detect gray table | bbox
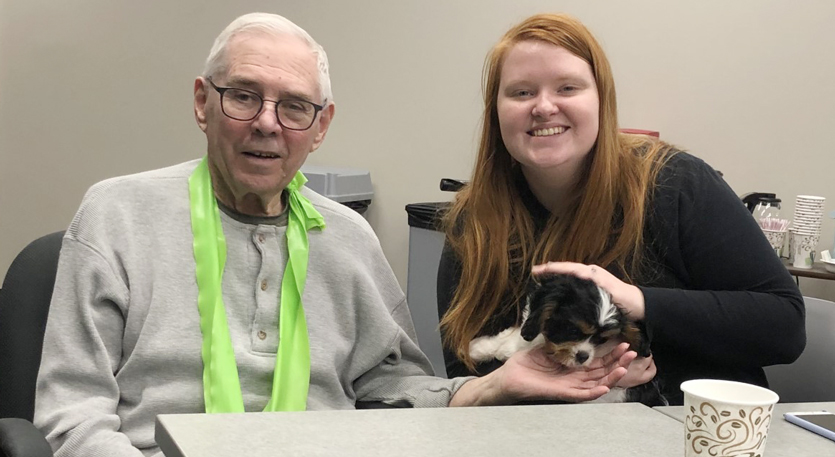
[654,402,835,456]
[156,403,683,457]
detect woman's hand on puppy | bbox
[531,261,646,321]
[449,342,636,406]
[616,355,657,388]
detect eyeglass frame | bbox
[206,78,326,131]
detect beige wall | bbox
[2,0,834,300]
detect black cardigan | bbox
[436,152,805,405]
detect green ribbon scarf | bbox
[188,157,325,412]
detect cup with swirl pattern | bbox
[681,379,779,457]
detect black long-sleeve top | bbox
[437,152,805,405]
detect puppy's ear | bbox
[622,321,652,357]
[521,299,557,342]
[520,304,543,341]
[524,277,541,297]
[524,273,552,300]
[520,274,563,341]
[521,280,542,341]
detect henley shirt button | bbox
[258,330,267,340]
[258,234,265,243]
[260,280,268,291]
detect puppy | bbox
[469,273,666,406]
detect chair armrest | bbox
[0,418,53,457]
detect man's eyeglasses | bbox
[207,78,325,131]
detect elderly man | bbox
[33,12,637,456]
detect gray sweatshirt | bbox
[34,160,469,456]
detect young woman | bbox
[437,13,805,405]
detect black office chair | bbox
[0,231,63,457]
[765,296,835,402]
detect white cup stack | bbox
[790,195,825,269]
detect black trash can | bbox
[405,202,450,378]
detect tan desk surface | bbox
[156,403,683,457]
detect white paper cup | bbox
[796,195,825,201]
[792,219,822,227]
[682,379,778,457]
[761,229,786,256]
[793,213,822,220]
[794,211,823,218]
[791,228,822,236]
[794,209,824,215]
[791,227,822,236]
[791,232,819,269]
[795,202,825,207]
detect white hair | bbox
[202,12,333,103]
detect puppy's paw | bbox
[468,336,496,362]
[468,327,525,362]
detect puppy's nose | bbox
[575,351,589,364]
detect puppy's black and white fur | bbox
[469,273,666,406]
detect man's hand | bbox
[449,342,636,406]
